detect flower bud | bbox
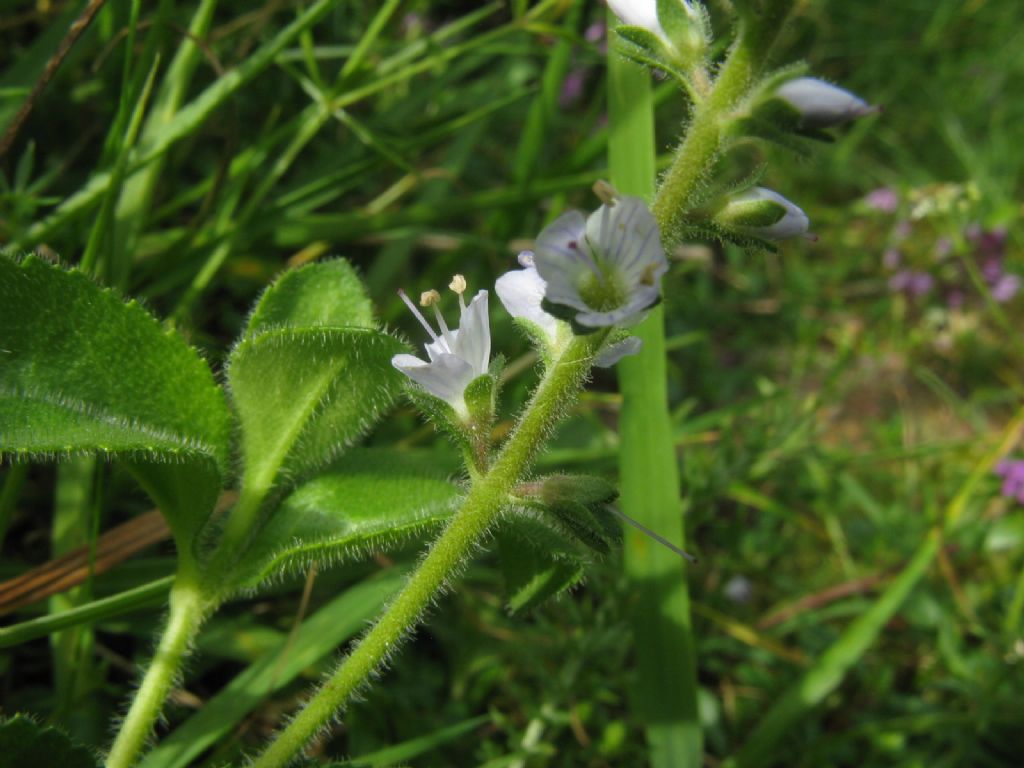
[774,77,875,129]
[607,0,666,41]
[715,187,810,240]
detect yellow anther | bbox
[592,179,619,206]
[640,263,659,287]
[449,274,467,295]
[419,289,441,307]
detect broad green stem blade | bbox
[608,33,702,768]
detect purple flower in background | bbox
[934,237,953,259]
[996,459,1024,504]
[946,288,965,309]
[864,186,899,213]
[991,274,1021,303]
[585,21,606,43]
[889,270,933,297]
[560,68,587,107]
[883,248,902,270]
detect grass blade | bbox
[607,27,702,768]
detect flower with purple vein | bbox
[532,195,668,328]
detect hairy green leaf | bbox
[230,449,460,590]
[228,260,406,499]
[0,256,231,555]
[0,715,97,768]
[245,258,375,336]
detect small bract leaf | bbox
[0,715,98,768]
[229,448,461,590]
[0,256,231,558]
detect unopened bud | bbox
[775,77,876,129]
[716,187,811,241]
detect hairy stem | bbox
[105,578,206,768]
[251,334,602,768]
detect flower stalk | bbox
[105,578,207,768]
[251,332,604,768]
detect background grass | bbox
[2,0,1023,765]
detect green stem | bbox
[652,42,754,235]
[105,579,206,768]
[251,334,602,768]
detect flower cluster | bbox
[867,185,1019,307]
[393,194,666,418]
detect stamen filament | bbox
[398,289,439,343]
[431,305,456,350]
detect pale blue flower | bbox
[532,196,668,328]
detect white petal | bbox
[495,267,559,342]
[607,0,666,41]
[776,77,874,129]
[585,196,667,286]
[594,336,643,367]
[392,352,475,411]
[452,289,490,378]
[533,210,595,312]
[731,187,809,240]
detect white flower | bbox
[496,251,642,366]
[775,77,875,129]
[606,0,666,42]
[607,0,706,54]
[720,186,811,240]
[495,251,560,345]
[532,196,668,328]
[391,276,490,418]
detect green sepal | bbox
[612,27,691,90]
[536,499,612,555]
[404,385,475,460]
[515,474,623,555]
[539,474,618,508]
[496,509,594,613]
[0,715,98,768]
[656,0,710,60]
[497,531,586,614]
[464,373,496,429]
[716,196,788,229]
